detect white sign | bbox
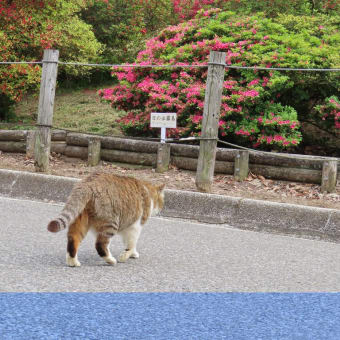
[150,112,177,129]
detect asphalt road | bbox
[2,195,340,292]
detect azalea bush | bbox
[314,96,340,131]
[100,9,340,150]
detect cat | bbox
[47,172,165,267]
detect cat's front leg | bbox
[118,221,142,263]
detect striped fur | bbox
[47,185,92,233]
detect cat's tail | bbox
[47,186,91,233]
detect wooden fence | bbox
[1,50,338,193]
[0,129,338,192]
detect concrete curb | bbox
[1,169,339,242]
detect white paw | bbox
[130,251,139,259]
[104,256,117,266]
[118,251,130,263]
[66,253,81,267]
[119,250,139,262]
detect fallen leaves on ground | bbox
[0,152,339,210]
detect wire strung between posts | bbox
[165,136,217,142]
[57,61,340,72]
[0,61,42,65]
[1,59,340,72]
[173,137,301,159]
[167,136,337,160]
[217,139,338,160]
[216,139,294,158]
[224,65,340,72]
[50,124,163,142]
[58,61,208,68]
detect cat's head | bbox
[152,183,165,216]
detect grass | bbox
[0,84,124,137]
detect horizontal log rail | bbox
[0,129,338,189]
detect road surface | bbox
[1,195,340,292]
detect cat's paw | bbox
[118,251,130,263]
[130,251,139,259]
[104,256,117,266]
[66,254,81,267]
[119,250,139,262]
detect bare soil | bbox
[0,151,339,210]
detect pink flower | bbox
[278,120,290,125]
[241,90,259,98]
[126,71,136,82]
[192,115,203,124]
[103,88,113,96]
[238,40,248,46]
[274,135,284,142]
[249,79,259,86]
[235,129,250,136]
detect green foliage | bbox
[0,94,16,121]
[172,0,340,20]
[222,0,340,17]
[0,0,103,119]
[80,0,175,65]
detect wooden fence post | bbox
[88,137,101,166]
[34,49,59,172]
[321,159,337,193]
[234,150,249,181]
[156,143,171,173]
[195,51,226,192]
[26,130,36,158]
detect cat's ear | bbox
[157,183,165,192]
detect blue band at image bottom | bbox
[1,293,340,340]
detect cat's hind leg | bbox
[66,212,89,267]
[95,233,117,265]
[118,219,142,263]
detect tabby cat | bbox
[47,172,165,267]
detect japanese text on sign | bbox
[150,112,177,128]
